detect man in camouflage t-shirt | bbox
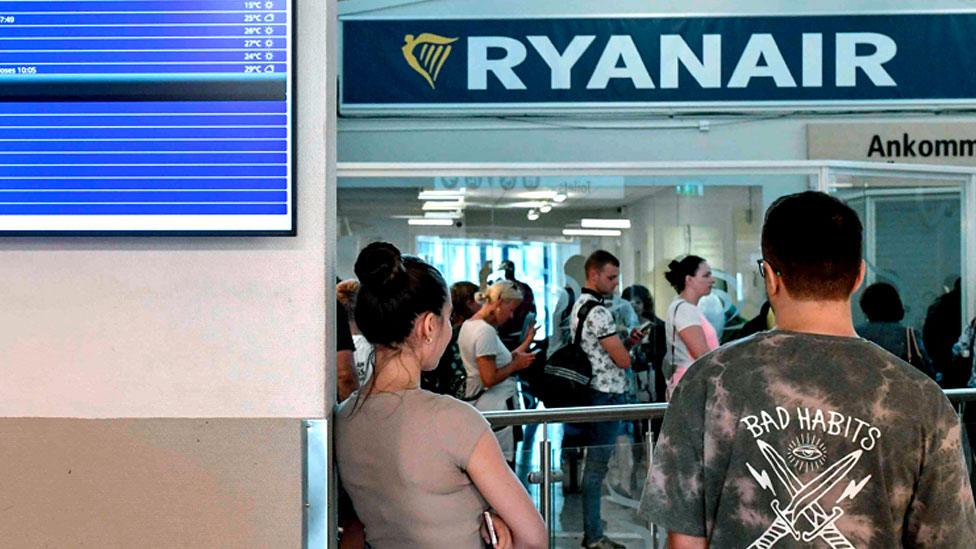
[641,192,976,548]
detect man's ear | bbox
[851,260,867,295]
[763,262,781,298]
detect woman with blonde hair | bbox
[458,280,538,462]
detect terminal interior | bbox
[338,172,962,333]
[336,169,967,546]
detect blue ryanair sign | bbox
[340,13,976,113]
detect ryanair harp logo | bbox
[402,33,458,89]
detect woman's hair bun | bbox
[667,260,680,270]
[354,242,404,288]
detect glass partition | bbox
[827,171,966,382]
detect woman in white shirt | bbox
[663,255,720,400]
[458,280,537,462]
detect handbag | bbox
[905,327,926,371]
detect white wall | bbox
[0,0,329,419]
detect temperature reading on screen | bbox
[0,0,294,234]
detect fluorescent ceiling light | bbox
[514,190,558,200]
[508,201,549,209]
[424,210,462,219]
[423,200,464,210]
[418,189,466,200]
[563,228,622,237]
[408,218,454,226]
[581,218,632,229]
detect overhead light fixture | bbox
[539,203,552,213]
[552,193,567,203]
[418,189,466,200]
[424,210,462,219]
[515,190,558,200]
[581,218,631,229]
[423,200,464,210]
[563,228,623,237]
[508,200,549,209]
[408,218,454,226]
[527,209,540,221]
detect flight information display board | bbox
[0,0,294,235]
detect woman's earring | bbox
[425,337,433,344]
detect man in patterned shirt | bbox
[571,250,634,549]
[641,191,976,548]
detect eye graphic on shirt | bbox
[787,434,827,473]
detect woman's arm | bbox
[476,353,533,388]
[678,326,711,360]
[467,431,546,549]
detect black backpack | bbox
[421,325,483,401]
[538,299,599,408]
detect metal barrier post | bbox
[646,426,658,549]
[539,421,553,544]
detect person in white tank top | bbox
[663,255,720,400]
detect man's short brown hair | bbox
[761,191,862,300]
[584,250,620,275]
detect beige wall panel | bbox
[0,418,302,548]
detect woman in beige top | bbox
[335,242,545,549]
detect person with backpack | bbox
[573,250,635,549]
[458,280,538,464]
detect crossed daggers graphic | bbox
[747,440,861,549]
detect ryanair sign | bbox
[340,13,976,114]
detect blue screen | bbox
[0,0,293,234]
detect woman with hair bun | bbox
[458,280,538,463]
[335,242,545,549]
[663,255,719,399]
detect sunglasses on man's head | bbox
[756,259,782,279]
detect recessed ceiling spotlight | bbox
[552,193,568,203]
[539,203,552,213]
[527,209,540,221]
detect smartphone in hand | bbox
[483,511,498,548]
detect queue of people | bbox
[331,192,976,548]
